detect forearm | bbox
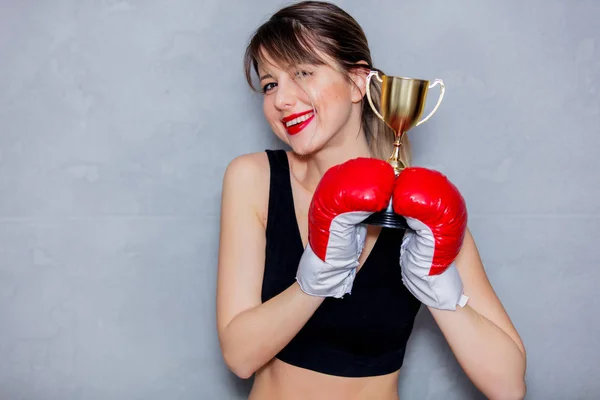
[429,305,527,400]
[220,281,324,379]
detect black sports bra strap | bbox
[266,149,291,186]
[265,149,296,236]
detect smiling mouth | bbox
[281,110,315,135]
[284,111,314,127]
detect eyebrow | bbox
[259,73,272,82]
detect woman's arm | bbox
[216,154,324,379]
[429,228,527,400]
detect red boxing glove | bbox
[296,158,395,298]
[393,167,469,310]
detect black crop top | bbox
[261,149,422,377]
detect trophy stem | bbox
[386,131,406,176]
[362,129,408,230]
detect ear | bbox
[348,61,371,103]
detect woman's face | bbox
[258,52,365,156]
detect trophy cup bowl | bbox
[362,70,446,229]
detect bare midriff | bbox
[248,358,400,400]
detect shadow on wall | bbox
[225,367,253,398]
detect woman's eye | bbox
[262,82,277,93]
[295,70,313,79]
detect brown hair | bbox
[243,0,411,164]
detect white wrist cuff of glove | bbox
[296,243,357,299]
[401,262,469,310]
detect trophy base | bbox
[363,209,408,230]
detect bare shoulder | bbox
[221,151,270,224]
[222,151,270,190]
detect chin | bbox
[290,146,316,157]
[271,121,333,156]
[287,135,328,157]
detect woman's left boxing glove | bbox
[393,167,469,310]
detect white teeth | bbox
[285,112,314,127]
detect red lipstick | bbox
[281,109,315,136]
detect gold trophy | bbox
[362,70,446,229]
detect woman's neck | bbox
[297,129,373,194]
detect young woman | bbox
[216,2,527,399]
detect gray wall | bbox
[1,0,598,399]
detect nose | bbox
[274,78,297,111]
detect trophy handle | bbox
[365,70,385,121]
[416,79,445,127]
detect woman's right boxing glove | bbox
[296,157,395,298]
